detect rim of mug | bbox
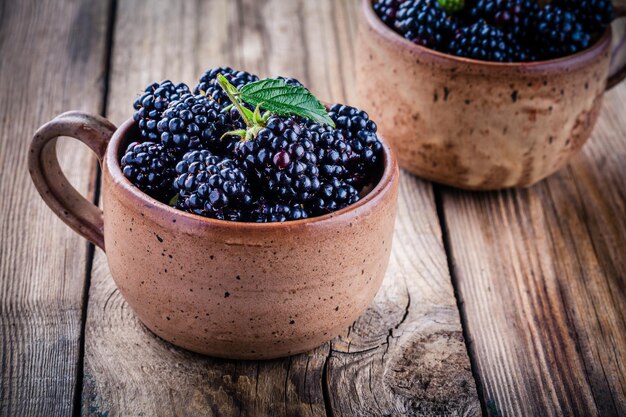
[363,0,612,70]
[104,117,398,230]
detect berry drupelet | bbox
[174,150,252,221]
[532,5,590,59]
[121,141,177,201]
[133,81,190,141]
[449,20,516,61]
[156,93,242,155]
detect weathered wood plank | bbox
[327,172,480,417]
[441,69,626,415]
[0,0,111,416]
[82,0,479,416]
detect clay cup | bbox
[356,0,626,189]
[29,111,399,359]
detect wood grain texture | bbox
[441,69,626,416]
[327,172,480,417]
[81,0,479,416]
[0,0,111,416]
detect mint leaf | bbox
[240,78,335,127]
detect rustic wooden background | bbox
[1,0,624,416]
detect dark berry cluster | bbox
[121,68,384,222]
[374,0,613,61]
[449,19,518,61]
[156,93,240,155]
[133,81,190,141]
[235,117,321,207]
[394,0,459,51]
[194,67,259,109]
[173,150,252,221]
[121,141,177,201]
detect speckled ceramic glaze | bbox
[356,0,626,190]
[29,111,399,359]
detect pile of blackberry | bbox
[121,67,384,222]
[374,0,614,61]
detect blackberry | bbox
[327,104,383,188]
[374,0,403,26]
[449,20,517,61]
[174,150,252,221]
[552,0,613,33]
[276,76,304,87]
[133,81,190,141]
[308,124,360,182]
[121,141,177,201]
[234,116,321,204]
[532,5,590,59]
[156,93,242,155]
[469,0,539,39]
[307,178,360,216]
[511,42,536,62]
[394,0,458,51]
[193,67,259,108]
[250,199,309,222]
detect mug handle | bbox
[607,4,626,89]
[29,111,116,251]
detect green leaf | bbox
[168,194,179,206]
[240,78,335,127]
[437,0,464,12]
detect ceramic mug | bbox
[356,0,626,190]
[29,111,399,359]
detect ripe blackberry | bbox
[276,76,304,87]
[449,20,516,61]
[174,150,252,221]
[532,5,590,59]
[250,199,309,222]
[327,104,383,188]
[469,0,539,39]
[307,178,360,216]
[156,93,242,155]
[374,0,403,26]
[234,116,321,204]
[133,81,190,141]
[511,42,535,62]
[121,141,177,201]
[308,124,359,182]
[552,0,613,33]
[394,0,458,51]
[193,67,259,108]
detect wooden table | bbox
[1,1,624,416]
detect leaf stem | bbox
[217,74,252,128]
